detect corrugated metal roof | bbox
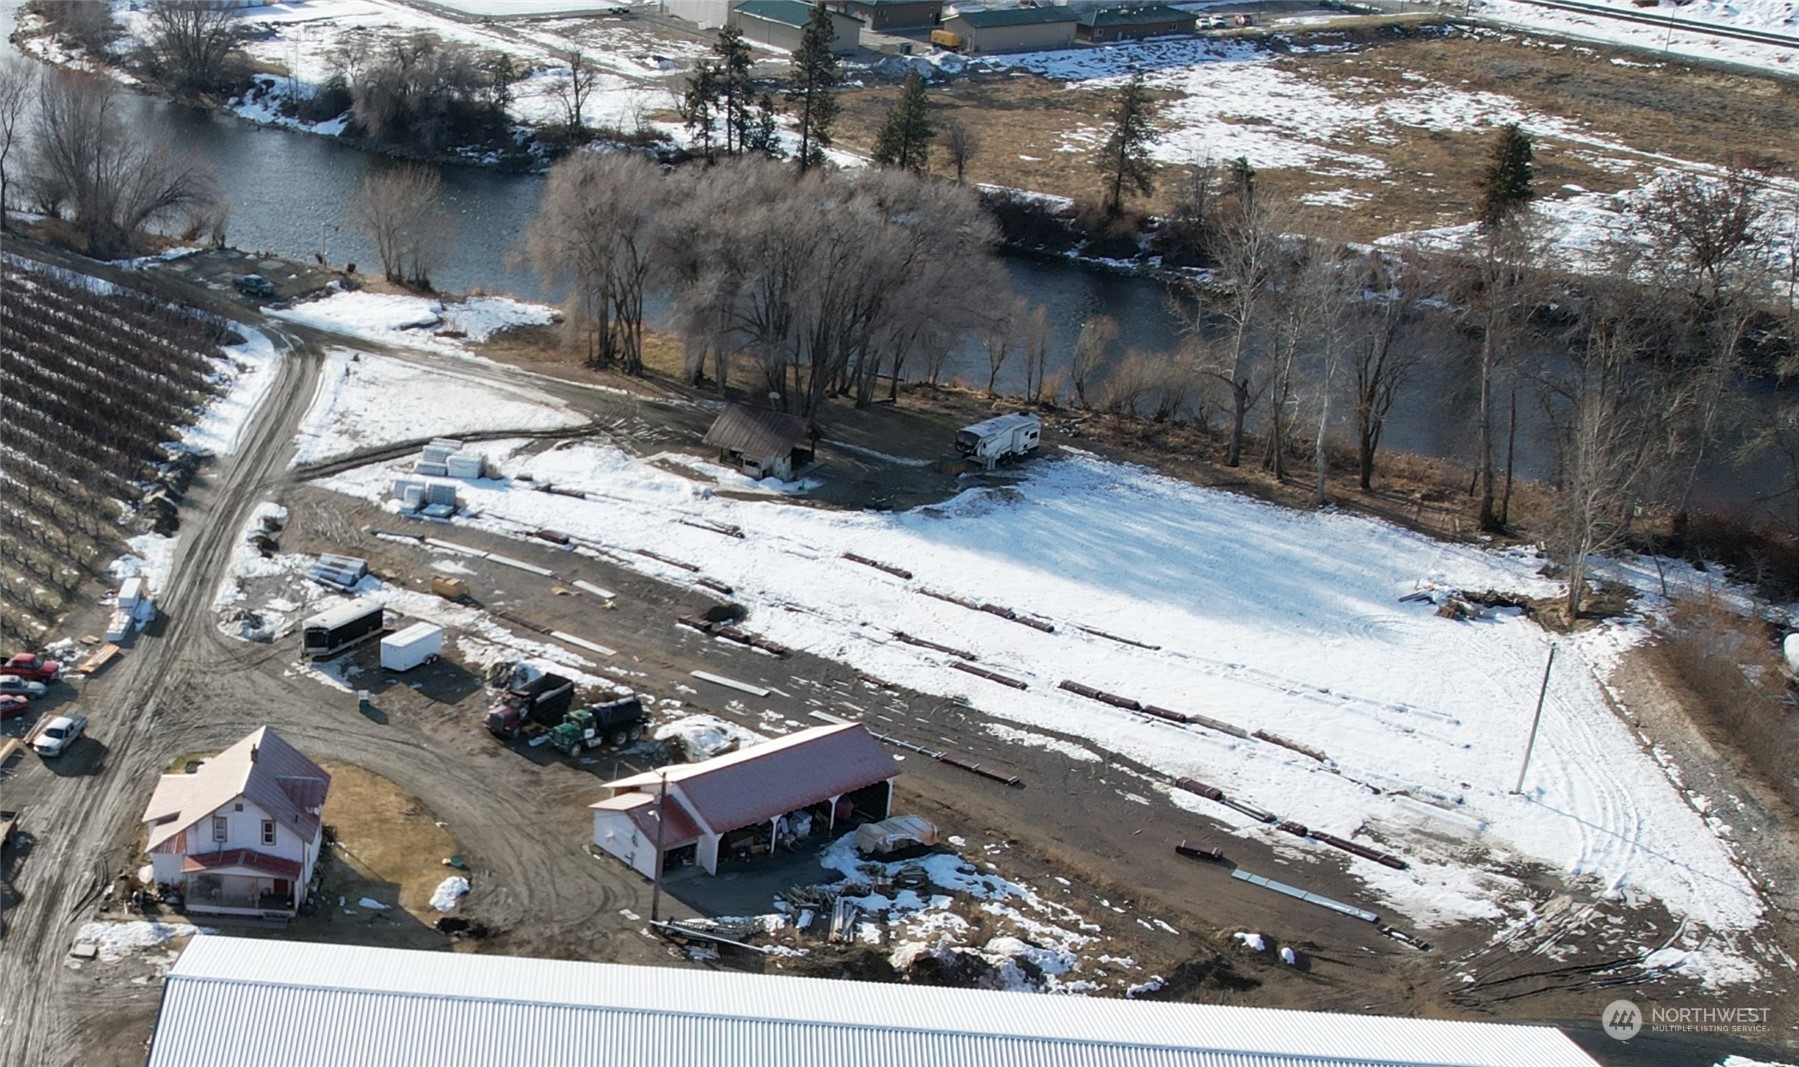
[701,403,811,463]
[142,727,330,853]
[590,791,702,847]
[1078,4,1195,27]
[151,936,1599,1067]
[950,5,1081,28]
[735,0,850,28]
[603,723,897,833]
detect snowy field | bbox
[306,429,1769,985]
[290,347,585,465]
[1475,0,1797,74]
[270,291,556,354]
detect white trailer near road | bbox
[380,622,444,672]
[955,413,1041,470]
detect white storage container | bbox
[117,576,144,612]
[380,622,444,672]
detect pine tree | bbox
[712,24,753,155]
[681,59,721,162]
[785,2,840,173]
[745,92,782,158]
[1476,123,1535,231]
[1096,72,1160,216]
[872,68,934,173]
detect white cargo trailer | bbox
[380,622,444,672]
[954,413,1041,469]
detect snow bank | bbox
[75,921,213,962]
[656,714,768,761]
[314,437,1766,980]
[182,324,284,457]
[290,348,584,465]
[431,877,470,912]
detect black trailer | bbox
[301,599,386,659]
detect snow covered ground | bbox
[289,346,585,465]
[307,430,1768,984]
[270,291,555,354]
[1474,0,1797,74]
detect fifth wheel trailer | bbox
[955,413,1041,469]
[301,600,386,660]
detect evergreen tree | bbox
[872,68,934,173]
[712,24,753,155]
[745,92,783,158]
[681,59,721,161]
[785,2,840,173]
[1476,123,1535,231]
[1096,72,1160,216]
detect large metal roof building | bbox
[147,935,1600,1067]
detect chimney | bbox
[251,744,259,764]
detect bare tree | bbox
[1349,249,1430,490]
[942,119,978,185]
[1548,275,1673,617]
[353,164,452,288]
[1100,350,1159,418]
[549,46,596,137]
[984,297,1023,396]
[141,0,249,96]
[1459,222,1541,530]
[529,152,661,374]
[1021,304,1052,404]
[28,71,217,258]
[1193,186,1280,467]
[33,0,116,53]
[1069,315,1118,409]
[0,56,36,227]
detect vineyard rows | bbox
[0,263,239,645]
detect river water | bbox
[4,0,1782,514]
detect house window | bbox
[261,820,276,846]
[212,815,227,842]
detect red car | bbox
[0,694,27,719]
[1,653,61,682]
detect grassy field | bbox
[834,25,1799,243]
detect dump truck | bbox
[483,672,577,740]
[546,696,646,755]
[954,413,1041,469]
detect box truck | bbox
[301,600,386,659]
[380,622,444,672]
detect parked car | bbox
[233,274,276,297]
[0,694,29,720]
[31,714,86,758]
[0,676,48,700]
[1205,13,1226,27]
[1,653,61,682]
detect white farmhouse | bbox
[140,727,330,918]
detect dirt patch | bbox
[315,760,462,925]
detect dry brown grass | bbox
[835,26,1799,242]
[1658,597,1799,804]
[319,760,459,922]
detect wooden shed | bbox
[701,404,816,482]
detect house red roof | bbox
[603,724,897,835]
[181,848,305,881]
[589,791,702,848]
[143,727,330,853]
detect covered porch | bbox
[181,849,304,917]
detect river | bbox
[3,0,1784,515]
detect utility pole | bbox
[1512,645,1556,794]
[649,770,669,923]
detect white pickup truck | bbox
[30,714,86,758]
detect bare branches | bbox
[140,0,250,97]
[0,56,35,227]
[353,164,453,288]
[529,152,661,373]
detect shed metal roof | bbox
[736,0,863,27]
[589,790,703,848]
[142,727,330,853]
[602,723,897,833]
[149,936,1600,1067]
[1077,4,1196,26]
[948,5,1081,27]
[701,403,812,463]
